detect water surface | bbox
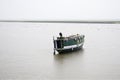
[0,22,120,80]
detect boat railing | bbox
[55,34,82,40]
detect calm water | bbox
[0,22,120,80]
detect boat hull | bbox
[57,44,83,53]
[53,34,85,54]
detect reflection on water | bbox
[0,22,120,80]
[53,49,85,79]
[54,49,84,63]
[54,49,84,67]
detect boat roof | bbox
[56,34,80,40]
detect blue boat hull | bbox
[57,44,83,53]
[53,34,85,54]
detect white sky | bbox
[0,0,120,21]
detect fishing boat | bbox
[53,33,85,54]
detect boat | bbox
[53,33,85,54]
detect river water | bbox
[0,22,120,80]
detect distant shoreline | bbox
[0,20,120,24]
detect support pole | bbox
[53,36,56,55]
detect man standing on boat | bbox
[59,32,64,48]
[59,32,63,38]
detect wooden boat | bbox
[53,33,85,54]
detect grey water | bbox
[0,22,120,80]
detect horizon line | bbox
[0,20,120,24]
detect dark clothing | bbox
[59,32,63,37]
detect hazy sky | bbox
[0,0,120,21]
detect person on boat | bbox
[59,32,64,48]
[59,32,63,38]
